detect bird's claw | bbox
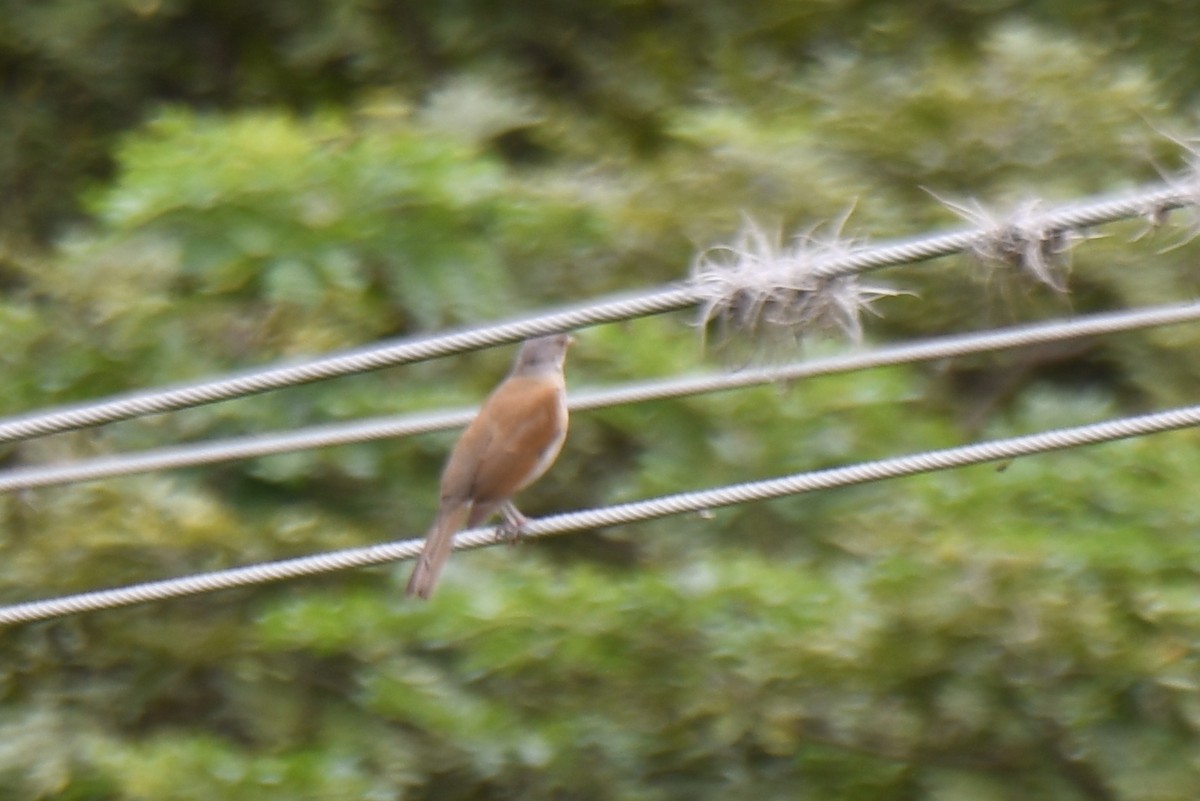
[498,503,529,545]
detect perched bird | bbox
[405,333,573,599]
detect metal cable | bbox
[0,182,1192,445]
[4,300,1199,494]
[3,400,1200,627]
[0,288,696,444]
[0,411,478,494]
[807,184,1190,280]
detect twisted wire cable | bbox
[0,182,1192,446]
[4,400,1200,627]
[807,183,1190,280]
[0,289,694,444]
[3,300,1199,494]
[0,411,478,494]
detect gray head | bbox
[512,333,574,376]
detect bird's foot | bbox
[497,502,529,545]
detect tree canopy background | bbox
[3,2,1200,799]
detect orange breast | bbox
[440,376,567,506]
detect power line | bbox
[790,183,1188,282]
[0,289,690,444]
[0,411,478,494]
[3,301,1199,494]
[4,400,1200,627]
[0,181,1192,446]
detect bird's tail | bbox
[405,502,472,599]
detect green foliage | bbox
[7,0,1200,242]
[4,2,1200,800]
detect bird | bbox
[405,333,574,599]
